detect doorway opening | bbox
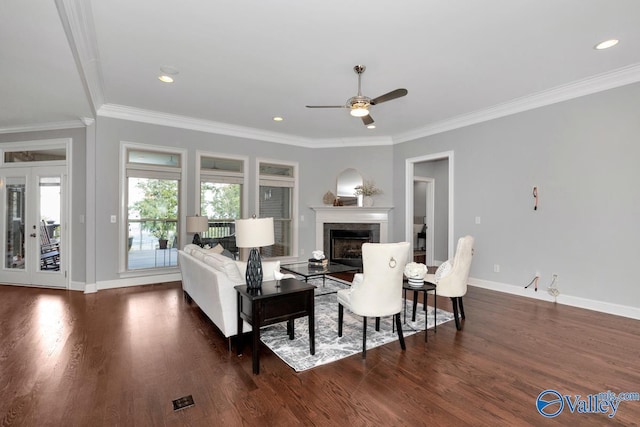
[405,151,454,265]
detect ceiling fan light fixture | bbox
[350,104,369,117]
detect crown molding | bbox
[311,136,394,148]
[0,120,86,135]
[98,104,394,148]
[96,63,640,148]
[55,0,105,113]
[393,63,640,144]
[98,104,317,147]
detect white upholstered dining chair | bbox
[425,235,474,330]
[337,241,410,358]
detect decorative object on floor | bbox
[235,217,275,289]
[260,277,454,372]
[425,235,474,330]
[404,261,428,287]
[186,214,209,246]
[337,242,410,358]
[322,191,336,205]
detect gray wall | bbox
[94,118,392,281]
[4,80,639,312]
[393,82,640,307]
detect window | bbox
[258,160,297,258]
[123,146,184,271]
[197,154,246,257]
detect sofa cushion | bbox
[183,244,201,255]
[191,249,206,261]
[202,253,244,283]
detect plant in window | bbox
[130,179,178,247]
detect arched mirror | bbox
[336,168,362,206]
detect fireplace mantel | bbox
[310,206,393,249]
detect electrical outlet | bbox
[535,270,540,278]
[493,264,500,273]
[300,248,305,255]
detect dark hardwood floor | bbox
[1,281,639,426]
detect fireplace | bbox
[330,230,372,267]
[312,206,392,269]
[323,223,380,268]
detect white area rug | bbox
[260,277,454,372]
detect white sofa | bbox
[178,244,292,340]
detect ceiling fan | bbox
[306,65,408,126]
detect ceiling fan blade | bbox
[370,88,408,105]
[361,115,374,126]
[305,105,347,108]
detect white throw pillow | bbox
[206,243,224,254]
[435,260,452,283]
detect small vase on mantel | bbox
[362,196,374,207]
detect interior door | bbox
[1,166,67,288]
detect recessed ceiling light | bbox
[158,66,179,83]
[367,124,376,129]
[273,116,284,122]
[594,39,619,50]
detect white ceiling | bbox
[2,0,640,144]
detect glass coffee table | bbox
[281,261,359,286]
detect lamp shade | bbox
[186,215,209,233]
[235,217,275,248]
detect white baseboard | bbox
[84,283,98,294]
[97,272,182,290]
[469,277,640,320]
[69,281,86,292]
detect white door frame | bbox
[0,139,71,289]
[405,151,454,262]
[414,176,435,266]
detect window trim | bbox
[195,151,249,218]
[119,142,187,275]
[256,157,298,262]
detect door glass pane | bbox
[39,177,61,272]
[4,148,66,163]
[5,178,26,269]
[127,177,179,270]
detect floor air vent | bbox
[172,395,195,411]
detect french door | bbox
[1,166,67,288]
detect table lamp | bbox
[186,215,209,246]
[235,217,275,289]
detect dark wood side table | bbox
[235,278,316,374]
[402,280,437,342]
